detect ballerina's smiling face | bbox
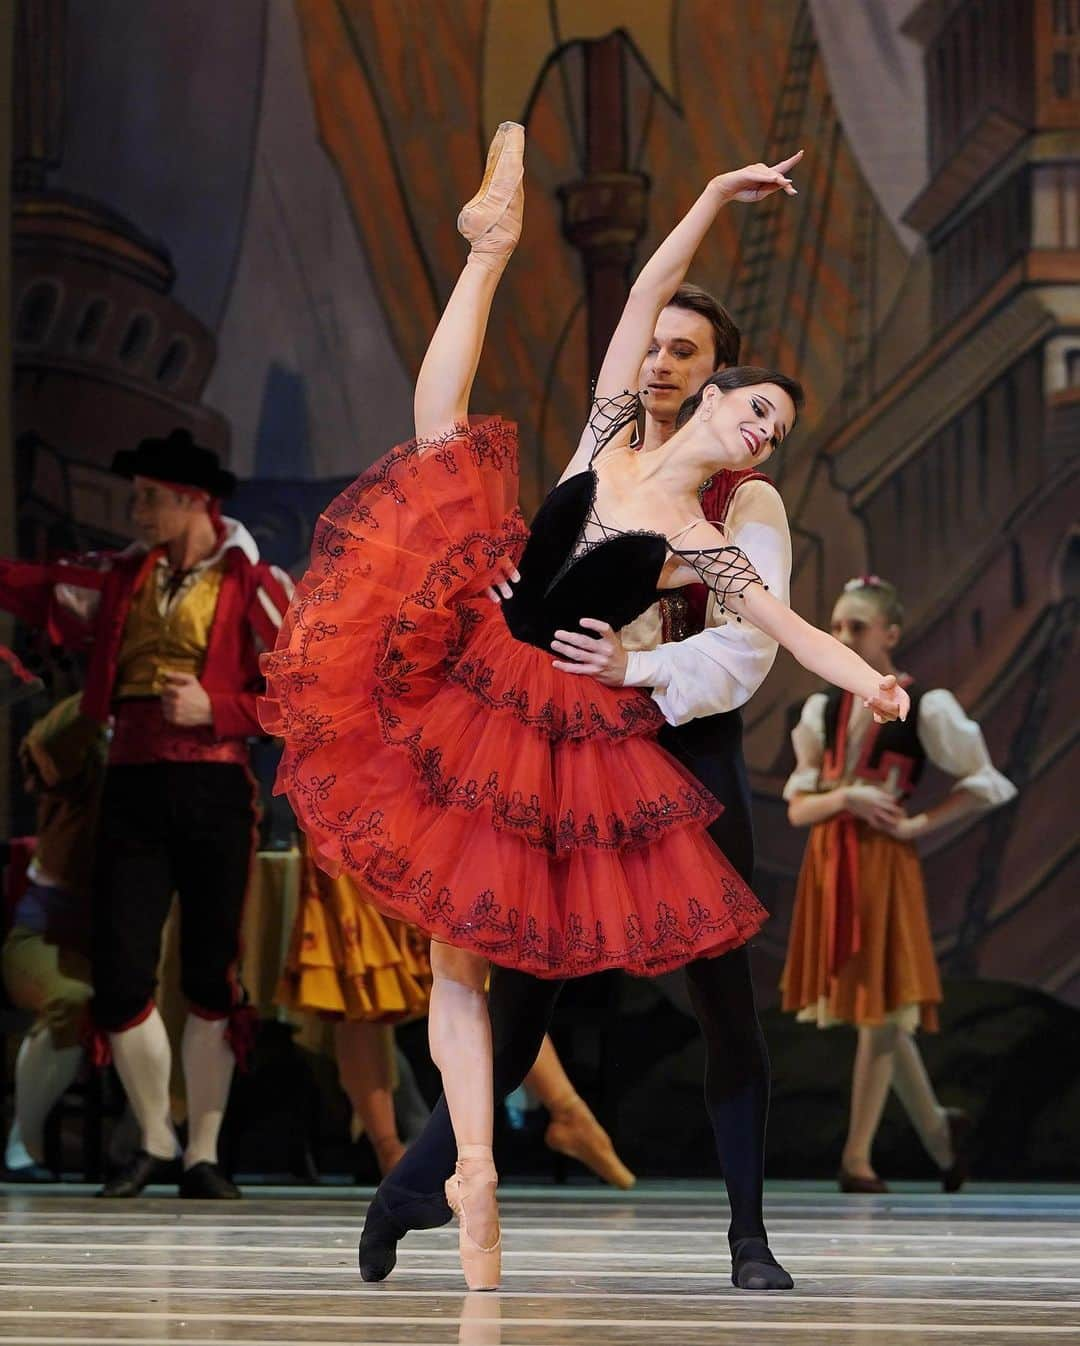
[696,381,797,471]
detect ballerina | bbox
[261,122,907,1289]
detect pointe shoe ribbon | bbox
[445,1144,501,1292]
[458,121,525,254]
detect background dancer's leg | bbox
[181,1014,234,1171]
[526,1034,635,1188]
[335,1020,405,1175]
[891,1029,955,1170]
[842,1023,898,1186]
[109,1008,178,1163]
[9,1031,83,1167]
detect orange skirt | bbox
[260,420,767,979]
[276,848,432,1023]
[780,821,942,1030]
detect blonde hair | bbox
[841,575,904,628]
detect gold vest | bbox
[114,561,225,699]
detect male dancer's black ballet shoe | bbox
[359,1192,405,1282]
[359,1185,456,1281]
[838,1167,890,1194]
[179,1161,241,1199]
[941,1107,972,1193]
[97,1149,179,1198]
[730,1236,795,1291]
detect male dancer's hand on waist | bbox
[551,619,628,686]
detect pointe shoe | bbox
[458,121,525,258]
[545,1098,636,1190]
[445,1145,501,1291]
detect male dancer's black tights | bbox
[363,710,773,1252]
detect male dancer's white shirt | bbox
[619,480,792,725]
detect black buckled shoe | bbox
[98,1150,179,1198]
[179,1162,241,1199]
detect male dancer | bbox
[359,286,795,1290]
[0,429,294,1197]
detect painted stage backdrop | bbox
[6,0,1080,1173]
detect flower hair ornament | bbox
[844,574,886,591]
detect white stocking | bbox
[9,1031,83,1165]
[181,1014,235,1170]
[109,1009,178,1161]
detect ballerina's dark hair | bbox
[675,366,805,429]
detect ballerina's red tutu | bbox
[259,413,768,979]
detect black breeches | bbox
[91,763,255,1031]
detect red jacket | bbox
[0,520,293,739]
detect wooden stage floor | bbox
[1,1183,1078,1344]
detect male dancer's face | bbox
[130,476,203,549]
[639,305,721,430]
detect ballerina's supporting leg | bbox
[428,940,501,1289]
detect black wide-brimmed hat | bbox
[111,429,236,499]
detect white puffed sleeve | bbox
[622,480,792,725]
[916,689,1017,808]
[782,691,828,800]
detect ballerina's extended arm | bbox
[669,525,909,723]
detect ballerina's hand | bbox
[713,151,803,203]
[483,560,521,604]
[864,674,909,725]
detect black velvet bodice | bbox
[501,471,668,652]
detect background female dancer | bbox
[782,576,1015,1191]
[263,122,908,1289]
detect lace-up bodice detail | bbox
[501,392,767,651]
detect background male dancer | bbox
[0,430,294,1198]
[359,285,795,1290]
